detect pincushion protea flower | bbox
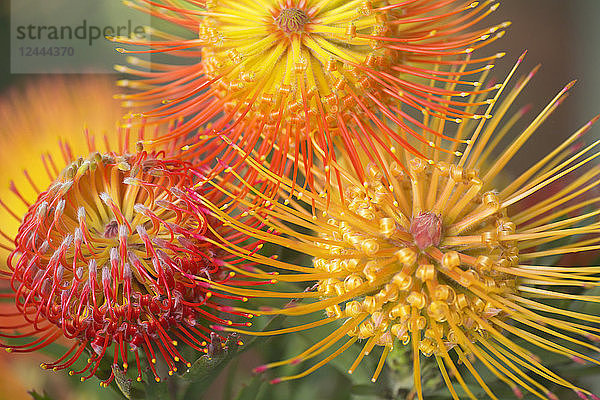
[113,0,508,189]
[0,80,258,386]
[194,55,600,399]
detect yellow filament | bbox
[221,316,337,336]
[371,345,390,383]
[277,337,358,382]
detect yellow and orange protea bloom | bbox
[196,55,600,399]
[114,0,508,189]
[0,79,259,386]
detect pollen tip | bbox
[547,392,559,400]
[575,391,588,400]
[270,378,282,384]
[512,386,523,399]
[571,356,586,365]
[254,365,268,374]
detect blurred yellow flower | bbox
[0,77,124,263]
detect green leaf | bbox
[144,380,171,400]
[350,384,380,396]
[28,391,56,400]
[181,352,232,384]
[234,376,266,400]
[112,365,135,399]
[179,335,241,399]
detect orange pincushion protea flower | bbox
[0,79,259,386]
[114,0,507,191]
[193,56,600,399]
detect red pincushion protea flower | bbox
[192,55,600,400]
[113,0,508,191]
[4,149,254,385]
[0,80,259,387]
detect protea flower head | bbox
[113,0,508,190]
[198,54,600,399]
[0,79,256,386]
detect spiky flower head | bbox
[0,79,255,386]
[114,0,507,186]
[201,56,600,399]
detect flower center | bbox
[313,159,519,356]
[193,0,388,131]
[275,7,309,34]
[409,212,442,250]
